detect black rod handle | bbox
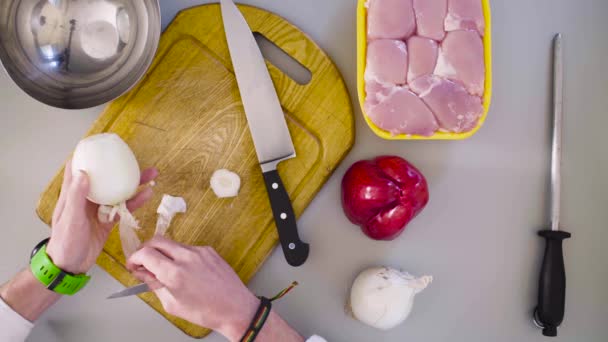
[262,170,309,267]
[535,230,571,337]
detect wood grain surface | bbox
[35,4,354,338]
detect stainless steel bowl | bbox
[0,0,161,109]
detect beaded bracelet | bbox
[239,281,298,342]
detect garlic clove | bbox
[210,169,241,198]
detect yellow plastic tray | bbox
[357,0,493,140]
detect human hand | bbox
[46,159,158,274]
[126,236,259,341]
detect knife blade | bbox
[220,0,309,266]
[107,283,151,299]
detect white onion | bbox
[210,169,241,198]
[72,133,140,205]
[349,266,432,330]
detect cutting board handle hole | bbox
[253,32,312,86]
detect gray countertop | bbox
[1,0,607,341]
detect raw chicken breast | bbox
[365,39,408,85]
[407,36,438,83]
[368,0,416,40]
[365,80,393,108]
[434,30,484,96]
[413,0,447,41]
[445,0,485,35]
[366,87,439,136]
[410,75,483,133]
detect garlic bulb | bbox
[349,266,432,330]
[72,133,140,205]
[73,133,143,258]
[210,169,241,198]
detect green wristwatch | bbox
[29,238,91,295]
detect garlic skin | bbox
[155,195,187,236]
[97,203,141,258]
[116,202,141,258]
[210,169,241,198]
[72,133,140,205]
[349,267,432,330]
[97,205,119,223]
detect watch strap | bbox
[30,244,90,295]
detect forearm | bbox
[222,310,305,342]
[256,311,305,342]
[220,297,304,342]
[0,268,61,322]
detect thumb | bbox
[64,171,90,217]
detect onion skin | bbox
[71,133,141,205]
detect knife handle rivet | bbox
[272,183,279,190]
[288,243,296,250]
[280,213,287,220]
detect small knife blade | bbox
[107,283,151,299]
[220,0,309,266]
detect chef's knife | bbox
[220,0,309,266]
[533,33,571,337]
[107,283,151,299]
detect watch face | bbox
[31,238,50,260]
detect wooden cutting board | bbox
[36,4,354,338]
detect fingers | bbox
[99,168,157,227]
[132,269,164,291]
[126,246,173,270]
[53,160,73,224]
[140,168,159,185]
[63,159,74,186]
[142,235,193,260]
[126,246,177,285]
[126,187,154,212]
[123,167,158,213]
[154,287,178,313]
[62,171,90,220]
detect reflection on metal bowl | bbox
[0,0,161,109]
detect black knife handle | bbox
[534,230,571,337]
[262,170,309,267]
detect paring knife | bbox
[533,33,571,337]
[220,0,309,266]
[107,283,151,299]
